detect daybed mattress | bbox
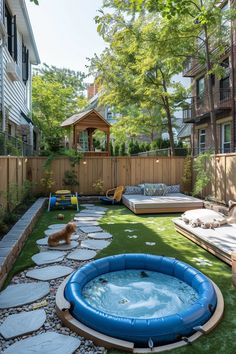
[122,193,204,214]
[174,218,236,264]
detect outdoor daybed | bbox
[173,211,236,265]
[122,187,203,214]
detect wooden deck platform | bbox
[173,218,236,265]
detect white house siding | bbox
[3,46,29,127]
[0,1,34,131]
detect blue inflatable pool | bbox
[64,254,217,347]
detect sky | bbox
[26,0,106,77]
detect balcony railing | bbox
[183,33,231,77]
[183,87,232,123]
[0,131,33,156]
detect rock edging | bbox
[0,198,47,289]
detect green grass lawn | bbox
[5,204,236,354]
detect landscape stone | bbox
[48,224,67,229]
[74,216,102,221]
[80,204,95,207]
[32,251,66,265]
[0,310,46,339]
[79,226,103,233]
[26,265,74,280]
[3,332,81,354]
[37,235,80,246]
[85,206,107,212]
[81,239,110,250]
[67,249,97,261]
[75,214,104,218]
[48,240,79,251]
[44,228,65,236]
[74,221,99,226]
[87,232,112,240]
[0,282,49,308]
[80,210,105,215]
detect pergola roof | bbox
[61,109,111,128]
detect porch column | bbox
[87,128,95,151]
[106,131,110,155]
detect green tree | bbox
[114,143,120,156]
[100,0,235,153]
[91,10,189,155]
[120,142,126,156]
[32,65,86,151]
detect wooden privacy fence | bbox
[202,153,236,204]
[0,157,28,209]
[2,154,236,210]
[26,156,186,195]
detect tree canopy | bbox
[32,65,87,151]
[91,0,235,153]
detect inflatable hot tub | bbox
[64,254,219,347]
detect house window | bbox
[220,58,230,100]
[22,44,29,84]
[198,128,206,153]
[196,77,205,101]
[221,123,231,153]
[4,5,17,62]
[8,123,12,136]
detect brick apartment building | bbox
[183,1,234,155]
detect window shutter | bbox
[12,15,17,62]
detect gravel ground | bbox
[0,227,108,354]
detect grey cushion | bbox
[124,185,142,195]
[144,183,167,196]
[167,184,180,193]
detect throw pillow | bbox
[167,184,180,194]
[144,183,167,196]
[181,209,227,229]
[124,185,142,195]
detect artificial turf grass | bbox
[4,209,76,288]
[4,204,236,353]
[97,205,236,354]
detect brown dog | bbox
[48,222,77,247]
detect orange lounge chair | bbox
[100,186,124,204]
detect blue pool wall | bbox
[64,254,217,346]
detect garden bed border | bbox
[0,198,47,289]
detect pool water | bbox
[82,269,199,319]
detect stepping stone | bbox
[85,206,107,212]
[145,242,156,246]
[37,237,50,246]
[32,251,66,265]
[74,220,99,226]
[79,226,103,233]
[44,228,65,236]
[74,216,102,221]
[80,203,95,207]
[0,310,46,339]
[37,235,80,246]
[48,224,67,229]
[3,332,81,354]
[26,265,74,281]
[0,282,49,309]
[81,239,110,250]
[48,240,79,251]
[87,232,112,240]
[80,210,105,215]
[67,249,97,261]
[75,213,103,218]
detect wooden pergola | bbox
[61,109,111,156]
